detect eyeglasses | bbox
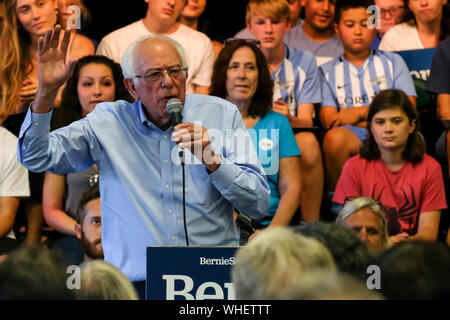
[224,37,261,48]
[89,174,99,188]
[380,5,404,18]
[134,65,188,83]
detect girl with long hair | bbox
[333,89,446,244]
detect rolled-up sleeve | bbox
[209,110,270,219]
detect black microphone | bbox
[166,98,183,126]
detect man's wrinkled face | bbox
[125,39,187,127]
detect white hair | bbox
[120,34,189,81]
[231,227,336,300]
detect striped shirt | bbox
[272,45,322,116]
[320,50,416,110]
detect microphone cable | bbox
[179,148,189,246]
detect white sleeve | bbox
[0,136,29,198]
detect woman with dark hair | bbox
[42,55,133,263]
[210,39,301,235]
[333,89,446,244]
[379,0,450,50]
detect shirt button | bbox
[163,135,168,139]
[171,236,176,241]
[34,122,39,126]
[168,209,173,214]
[164,160,169,164]
[165,184,170,189]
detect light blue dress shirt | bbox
[17,94,270,281]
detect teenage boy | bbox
[235,0,304,48]
[298,0,344,65]
[247,0,324,222]
[320,0,416,201]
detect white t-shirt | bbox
[379,22,424,51]
[97,20,216,94]
[0,127,30,239]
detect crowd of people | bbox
[1,0,450,300]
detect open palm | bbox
[37,25,77,92]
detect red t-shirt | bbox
[334,154,447,236]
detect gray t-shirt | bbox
[235,21,344,66]
[65,165,98,218]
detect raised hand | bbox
[33,25,77,113]
[37,25,77,94]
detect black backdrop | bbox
[83,0,249,44]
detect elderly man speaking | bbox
[17,26,269,283]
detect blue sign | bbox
[146,246,238,300]
[395,48,436,81]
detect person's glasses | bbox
[380,5,404,18]
[224,37,261,48]
[89,174,99,188]
[135,65,187,83]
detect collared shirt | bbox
[320,49,416,110]
[271,44,322,116]
[17,94,270,281]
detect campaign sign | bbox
[395,48,436,81]
[146,246,238,300]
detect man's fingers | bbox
[60,28,73,55]
[66,58,77,78]
[43,29,52,53]
[51,25,62,49]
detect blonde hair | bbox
[0,0,24,123]
[245,0,291,24]
[78,260,138,300]
[232,227,336,300]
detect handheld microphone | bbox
[166,98,183,126]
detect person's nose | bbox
[359,228,368,241]
[321,0,331,12]
[265,21,273,33]
[31,6,41,20]
[161,71,175,88]
[354,24,362,35]
[167,0,175,7]
[420,0,429,7]
[385,121,394,133]
[92,83,102,97]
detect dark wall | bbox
[83,0,249,43]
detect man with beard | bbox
[75,187,103,261]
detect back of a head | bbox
[280,270,384,300]
[77,260,138,300]
[296,222,370,279]
[0,246,74,300]
[232,227,336,300]
[373,241,450,299]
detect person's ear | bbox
[410,119,416,134]
[124,78,139,101]
[75,223,82,240]
[334,22,340,38]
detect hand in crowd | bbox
[19,78,38,104]
[389,232,410,245]
[172,123,221,172]
[330,107,368,128]
[37,25,77,95]
[272,99,291,120]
